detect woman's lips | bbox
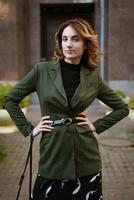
[66,50,74,53]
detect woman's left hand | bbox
[76,112,96,132]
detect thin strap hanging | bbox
[16,134,34,200]
[29,133,33,200]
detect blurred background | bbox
[0,0,134,95]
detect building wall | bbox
[107,0,134,81]
[0,0,31,80]
[0,0,18,80]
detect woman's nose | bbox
[66,39,73,47]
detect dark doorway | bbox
[40,3,95,60]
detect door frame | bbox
[40,3,95,61]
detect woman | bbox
[3,18,129,200]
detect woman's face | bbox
[61,25,86,64]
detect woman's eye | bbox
[62,38,67,42]
[74,37,80,42]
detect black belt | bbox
[51,117,76,126]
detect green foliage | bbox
[0,83,12,109]
[19,95,30,108]
[128,96,134,110]
[114,88,126,98]
[0,83,30,109]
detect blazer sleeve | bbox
[93,73,129,134]
[3,64,38,137]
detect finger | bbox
[77,122,88,125]
[41,116,50,121]
[41,120,53,125]
[40,125,54,130]
[40,128,53,132]
[78,112,87,117]
[76,117,87,121]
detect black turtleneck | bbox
[60,59,81,103]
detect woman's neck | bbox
[64,58,81,65]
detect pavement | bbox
[0,101,134,200]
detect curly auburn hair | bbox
[54,18,100,69]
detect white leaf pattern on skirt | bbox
[72,178,81,194]
[90,172,100,183]
[45,186,52,198]
[61,179,69,188]
[86,190,96,200]
[99,195,103,200]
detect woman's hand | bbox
[32,116,54,137]
[76,112,96,132]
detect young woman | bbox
[3,18,129,200]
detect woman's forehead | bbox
[62,25,79,37]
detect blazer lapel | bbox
[48,61,67,102]
[48,61,93,110]
[70,65,91,108]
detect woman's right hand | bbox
[32,116,54,137]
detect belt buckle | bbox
[62,117,72,125]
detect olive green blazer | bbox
[3,61,129,179]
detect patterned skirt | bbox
[32,170,102,200]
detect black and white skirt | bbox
[33,170,102,200]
